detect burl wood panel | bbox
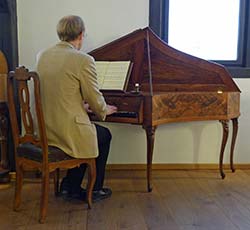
[152,92,240,125]
[228,92,240,118]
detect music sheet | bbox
[95,61,131,90]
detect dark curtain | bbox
[0,0,18,70]
[6,0,18,70]
[0,0,18,171]
[149,0,168,42]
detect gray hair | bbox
[56,15,85,42]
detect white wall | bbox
[17,0,249,164]
[17,0,149,68]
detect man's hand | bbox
[106,104,117,115]
[83,102,93,113]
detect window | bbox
[169,0,239,61]
[149,0,250,78]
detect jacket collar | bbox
[56,41,76,49]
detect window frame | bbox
[149,0,250,78]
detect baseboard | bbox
[106,163,250,170]
[8,163,250,181]
[9,171,16,181]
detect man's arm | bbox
[79,55,117,120]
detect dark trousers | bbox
[66,123,111,191]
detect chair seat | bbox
[17,143,73,162]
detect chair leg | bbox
[39,170,50,224]
[54,168,60,196]
[14,163,23,211]
[86,160,96,209]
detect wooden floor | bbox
[1,169,250,230]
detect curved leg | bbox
[54,168,60,196]
[143,126,157,192]
[14,162,23,211]
[219,120,229,179]
[230,118,238,173]
[87,159,96,209]
[39,170,50,224]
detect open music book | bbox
[95,61,132,91]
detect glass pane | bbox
[168,0,240,60]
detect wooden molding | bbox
[0,183,11,190]
[106,163,250,170]
[8,163,250,182]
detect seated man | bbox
[36,15,117,202]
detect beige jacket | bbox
[36,41,107,158]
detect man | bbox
[36,15,117,202]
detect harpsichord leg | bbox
[143,126,157,192]
[230,118,238,173]
[219,120,229,179]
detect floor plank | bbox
[1,169,250,229]
[188,170,250,230]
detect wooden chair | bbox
[7,66,96,223]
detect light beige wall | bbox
[17,0,149,68]
[17,0,248,164]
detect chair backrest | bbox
[7,66,49,164]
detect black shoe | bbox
[60,177,87,201]
[71,188,87,201]
[92,188,112,202]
